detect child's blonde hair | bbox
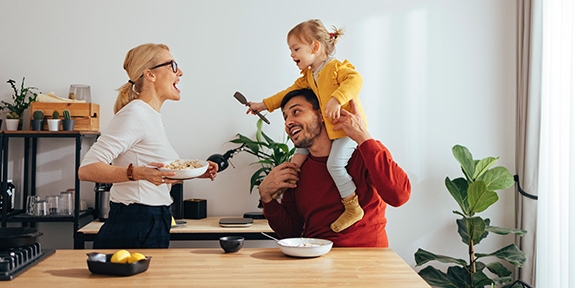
[287,19,344,57]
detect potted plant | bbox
[4,111,20,131]
[414,144,527,288]
[228,118,296,207]
[1,78,39,130]
[47,109,60,131]
[62,109,75,131]
[31,110,44,131]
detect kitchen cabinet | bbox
[0,130,100,249]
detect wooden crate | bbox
[30,102,100,131]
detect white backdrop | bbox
[0,0,517,269]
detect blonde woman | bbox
[79,43,218,248]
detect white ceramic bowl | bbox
[159,159,208,180]
[277,238,333,258]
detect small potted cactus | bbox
[31,109,44,130]
[62,109,75,131]
[47,109,60,131]
[5,111,20,130]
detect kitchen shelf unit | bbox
[0,130,100,249]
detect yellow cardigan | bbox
[263,59,367,140]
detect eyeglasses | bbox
[138,60,178,80]
[150,60,178,73]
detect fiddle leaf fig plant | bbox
[414,144,527,288]
[229,118,295,194]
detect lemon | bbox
[127,252,146,263]
[171,216,176,226]
[110,249,131,263]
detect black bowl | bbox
[219,236,244,253]
[86,252,151,276]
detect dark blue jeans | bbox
[93,202,171,249]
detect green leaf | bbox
[414,248,468,267]
[472,270,494,287]
[467,181,498,213]
[446,265,473,287]
[479,166,515,191]
[445,177,470,214]
[417,266,464,288]
[457,217,488,245]
[485,225,527,237]
[494,276,515,286]
[452,145,475,181]
[475,244,527,267]
[256,118,264,142]
[261,130,276,146]
[249,167,269,194]
[485,261,512,277]
[473,156,498,179]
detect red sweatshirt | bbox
[263,139,411,247]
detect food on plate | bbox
[160,159,209,180]
[164,159,204,170]
[110,249,131,263]
[292,243,321,247]
[277,238,333,257]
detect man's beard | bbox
[291,115,323,148]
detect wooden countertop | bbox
[6,248,430,287]
[78,216,275,234]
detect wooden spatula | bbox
[233,91,270,124]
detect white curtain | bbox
[536,0,575,287]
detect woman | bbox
[78,43,218,249]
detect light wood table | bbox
[75,216,276,248]
[5,248,430,287]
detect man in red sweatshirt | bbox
[259,88,411,247]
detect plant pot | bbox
[47,119,60,131]
[31,119,43,131]
[5,119,20,131]
[62,119,75,131]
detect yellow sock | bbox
[330,195,364,233]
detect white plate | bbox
[159,159,208,180]
[277,238,333,258]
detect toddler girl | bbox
[247,19,369,233]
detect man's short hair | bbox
[280,88,320,111]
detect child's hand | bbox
[246,101,267,115]
[324,98,341,119]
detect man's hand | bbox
[332,99,372,145]
[197,161,218,181]
[259,162,300,203]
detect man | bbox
[258,88,411,247]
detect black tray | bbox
[86,252,151,276]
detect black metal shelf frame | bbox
[0,131,99,249]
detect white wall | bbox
[0,0,517,269]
